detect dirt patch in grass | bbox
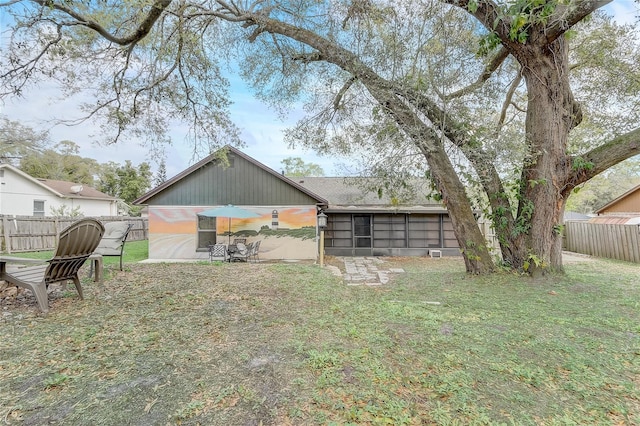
[2,263,327,425]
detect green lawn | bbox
[0,253,638,425]
[5,240,149,272]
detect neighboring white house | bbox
[0,163,120,217]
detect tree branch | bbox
[333,77,356,111]
[545,1,613,43]
[442,1,612,49]
[291,52,325,63]
[446,46,509,99]
[440,0,511,43]
[0,22,63,95]
[29,0,174,46]
[565,128,640,191]
[495,67,522,135]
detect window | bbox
[33,200,45,217]
[197,215,217,250]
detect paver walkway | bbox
[324,252,592,286]
[326,257,404,286]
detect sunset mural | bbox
[147,205,319,260]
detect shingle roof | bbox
[0,163,116,201]
[37,179,116,200]
[295,177,446,213]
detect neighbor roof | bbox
[595,183,640,215]
[0,163,116,201]
[38,179,117,201]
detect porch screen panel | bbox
[326,214,352,248]
[373,214,406,248]
[408,215,441,248]
[353,215,372,248]
[197,215,217,249]
[443,216,458,247]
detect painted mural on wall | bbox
[148,206,318,260]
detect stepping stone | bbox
[326,265,342,276]
[377,272,389,284]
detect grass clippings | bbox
[1,255,639,425]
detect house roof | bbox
[588,216,640,225]
[0,164,116,201]
[564,211,591,221]
[134,146,328,206]
[37,179,117,201]
[295,177,447,213]
[595,183,640,215]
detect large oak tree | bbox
[2,0,639,274]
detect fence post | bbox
[2,216,10,253]
[142,218,148,240]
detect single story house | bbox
[0,163,120,217]
[133,147,328,261]
[134,147,461,261]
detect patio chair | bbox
[1,218,104,313]
[251,240,261,263]
[233,238,246,245]
[208,244,227,262]
[230,242,253,262]
[91,222,132,272]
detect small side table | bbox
[88,254,104,283]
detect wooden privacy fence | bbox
[0,216,148,254]
[564,221,640,263]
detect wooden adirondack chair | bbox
[2,218,104,313]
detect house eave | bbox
[595,183,640,214]
[324,205,449,214]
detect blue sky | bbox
[1,1,638,180]
[2,73,338,179]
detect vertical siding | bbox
[146,155,319,206]
[600,188,640,214]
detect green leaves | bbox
[280,157,325,177]
[571,156,595,172]
[474,0,563,48]
[477,33,501,56]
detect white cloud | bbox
[2,79,342,179]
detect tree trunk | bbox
[365,85,496,274]
[513,38,573,275]
[414,143,495,274]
